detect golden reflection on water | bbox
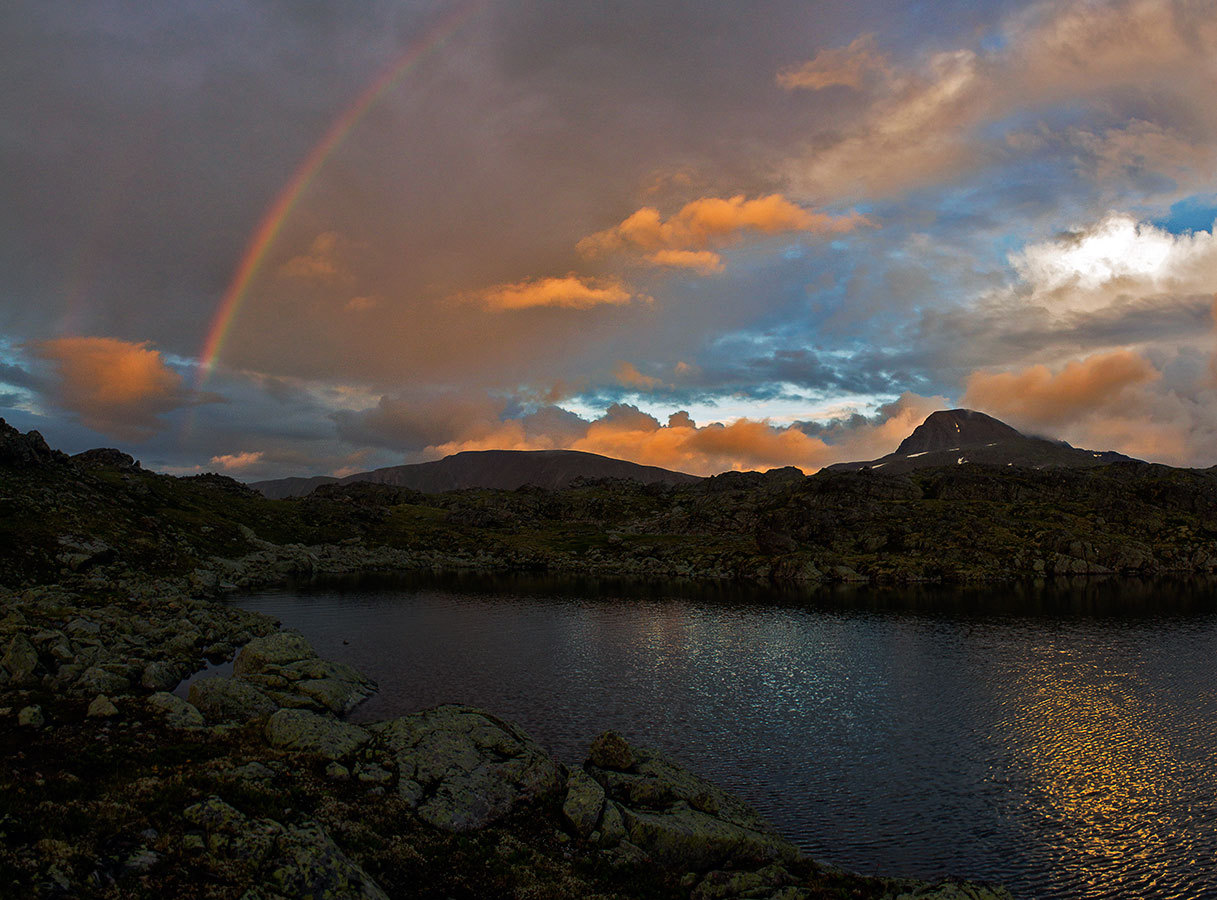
[992,642,1203,898]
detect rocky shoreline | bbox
[1,580,1015,899]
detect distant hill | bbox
[824,409,1134,475]
[250,448,701,498]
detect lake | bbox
[232,573,1217,899]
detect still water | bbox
[234,574,1217,899]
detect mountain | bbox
[251,475,340,500]
[824,409,1134,475]
[250,448,701,498]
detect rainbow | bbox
[195,0,482,386]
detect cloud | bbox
[577,194,869,268]
[787,48,986,200]
[469,275,641,311]
[615,361,663,390]
[32,336,202,441]
[209,450,264,470]
[1013,214,1217,302]
[777,33,888,91]
[337,389,955,476]
[785,0,1217,202]
[1071,120,1217,188]
[277,231,346,280]
[644,249,725,274]
[962,349,1161,429]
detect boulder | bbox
[233,630,317,676]
[188,677,278,724]
[370,705,565,832]
[76,666,130,696]
[18,705,44,727]
[267,821,389,900]
[617,803,797,872]
[147,691,205,729]
[87,694,118,718]
[141,660,182,692]
[2,633,39,683]
[561,768,606,838]
[588,730,635,770]
[264,708,371,760]
[585,736,799,871]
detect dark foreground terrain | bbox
[5,416,1217,898]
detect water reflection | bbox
[234,574,1217,899]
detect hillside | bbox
[252,448,701,498]
[825,409,1133,475]
[4,415,1217,589]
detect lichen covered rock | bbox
[370,704,565,832]
[585,734,799,871]
[187,676,278,724]
[264,708,371,760]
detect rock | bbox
[182,796,388,900]
[56,537,114,571]
[325,762,350,781]
[188,677,278,724]
[598,800,627,846]
[77,666,130,695]
[228,762,276,783]
[18,705,44,727]
[356,763,392,785]
[184,796,247,833]
[586,736,799,872]
[87,694,118,718]
[2,633,40,683]
[588,730,635,770]
[264,708,371,760]
[66,617,100,636]
[370,704,565,832]
[0,419,61,465]
[886,882,1016,900]
[692,864,797,900]
[562,768,606,838]
[266,821,389,900]
[124,849,160,873]
[232,630,316,676]
[141,660,182,692]
[618,803,797,872]
[147,692,205,728]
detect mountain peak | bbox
[895,409,1023,455]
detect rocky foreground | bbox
[0,584,1013,900]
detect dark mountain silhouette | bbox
[824,409,1134,475]
[250,448,701,499]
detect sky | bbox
[2,0,1217,478]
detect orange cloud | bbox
[644,249,724,274]
[33,336,197,440]
[343,389,961,477]
[578,194,869,266]
[471,275,641,311]
[962,349,1160,428]
[777,33,888,91]
[210,450,264,470]
[615,361,663,390]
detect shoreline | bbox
[1,575,1015,899]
